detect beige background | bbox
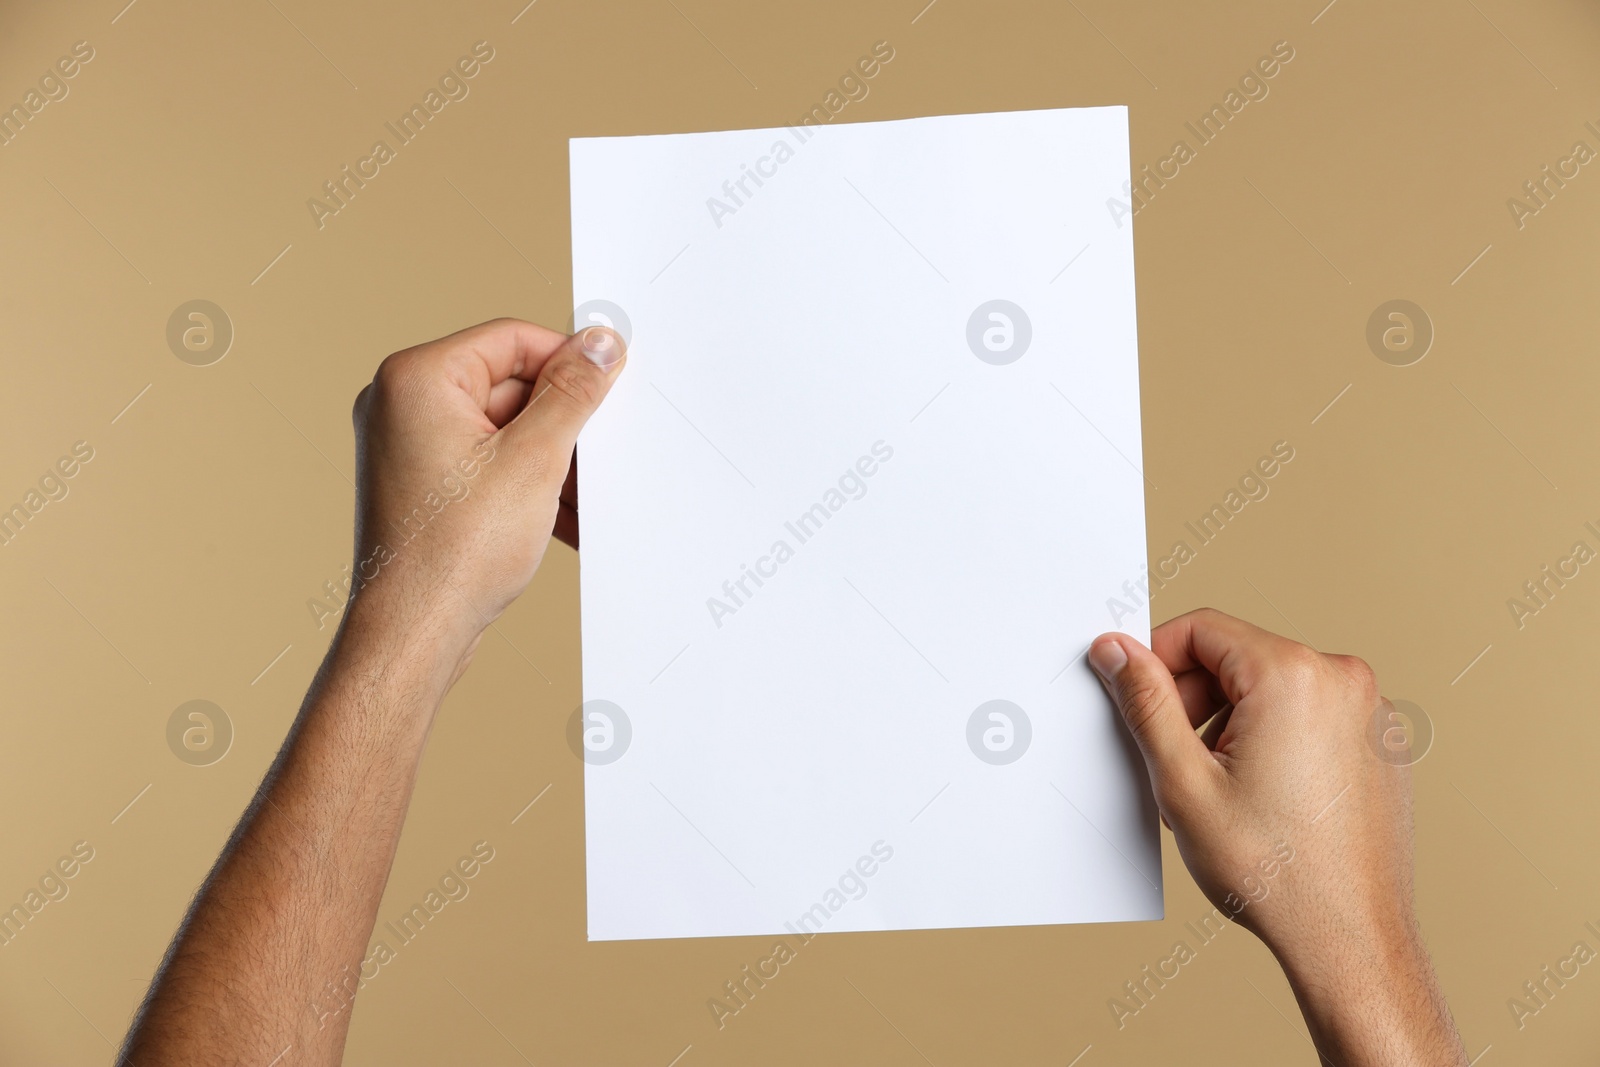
[2,0,1598,1063]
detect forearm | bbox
[1273,922,1467,1067]
[121,604,459,1066]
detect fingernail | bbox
[1088,640,1128,681]
[581,327,622,367]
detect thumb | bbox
[501,325,626,469]
[1089,634,1209,805]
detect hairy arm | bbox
[121,612,455,1063]
[120,319,625,1065]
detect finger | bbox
[1089,633,1214,806]
[1150,607,1306,707]
[1172,667,1229,729]
[485,377,536,428]
[559,451,578,512]
[1199,704,1234,750]
[553,501,579,550]
[407,318,570,416]
[552,455,580,549]
[499,326,626,480]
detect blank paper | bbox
[570,106,1161,941]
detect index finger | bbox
[1150,607,1306,705]
[407,317,570,407]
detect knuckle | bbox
[371,352,416,398]
[1178,606,1226,633]
[544,355,604,411]
[1120,701,1159,743]
[1276,645,1326,689]
[1117,675,1166,735]
[1335,654,1379,699]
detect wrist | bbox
[1270,918,1464,1066]
[332,582,479,710]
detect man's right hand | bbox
[1089,608,1466,1067]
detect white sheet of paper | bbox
[570,106,1160,942]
